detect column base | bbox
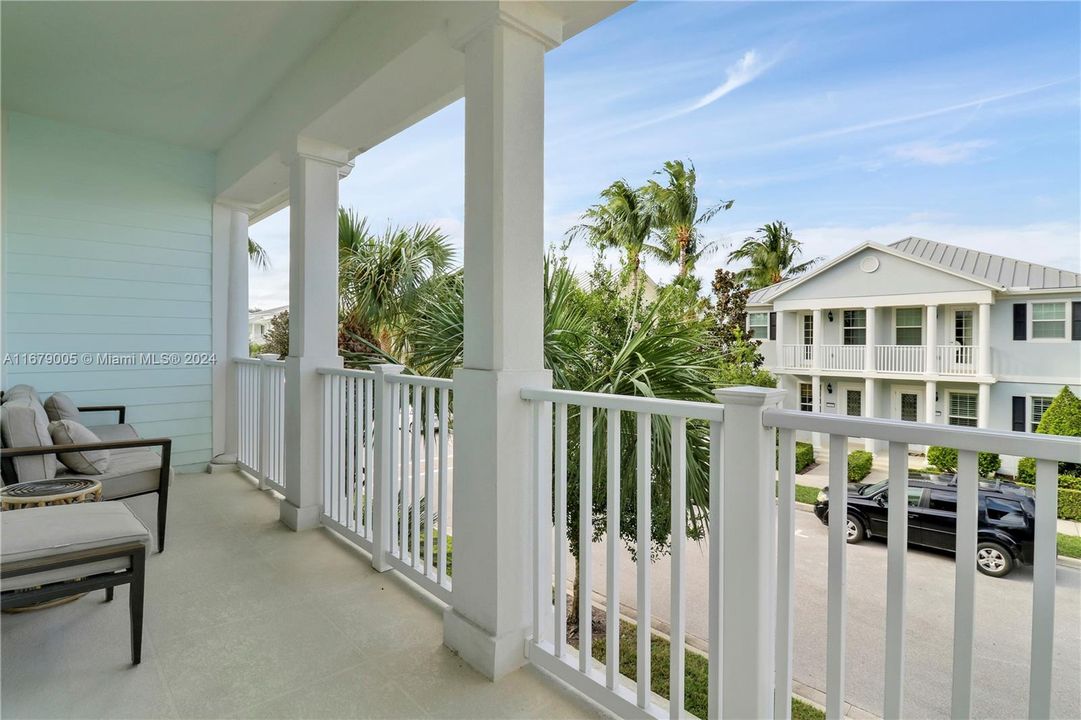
[279,499,321,531]
[206,455,238,474]
[443,607,528,681]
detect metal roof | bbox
[889,237,1079,290]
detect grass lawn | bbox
[795,484,820,505]
[576,616,824,720]
[1058,533,1081,559]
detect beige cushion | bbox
[44,393,81,423]
[58,448,169,499]
[0,398,57,481]
[87,423,140,442]
[49,420,110,475]
[0,501,151,591]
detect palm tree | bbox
[248,238,270,269]
[727,221,821,289]
[566,180,662,299]
[337,208,454,357]
[644,160,733,279]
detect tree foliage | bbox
[727,221,820,289]
[263,310,289,358]
[643,160,732,279]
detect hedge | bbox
[795,442,815,473]
[1015,478,1081,522]
[847,450,873,482]
[927,446,1001,477]
[1018,458,1081,487]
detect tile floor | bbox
[1,471,608,720]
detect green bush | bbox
[1016,477,1081,522]
[927,446,1000,477]
[795,442,815,473]
[1017,456,1035,482]
[1019,387,1081,479]
[847,450,873,482]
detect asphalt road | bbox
[581,509,1081,719]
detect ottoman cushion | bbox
[0,502,151,591]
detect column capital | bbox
[280,137,353,171]
[214,199,258,216]
[450,1,563,51]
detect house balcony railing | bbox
[782,344,814,369]
[819,344,864,371]
[235,356,287,494]
[233,357,1077,720]
[876,344,925,374]
[937,344,978,376]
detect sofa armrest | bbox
[77,405,126,424]
[2,438,172,496]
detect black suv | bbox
[813,472,1035,577]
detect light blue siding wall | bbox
[2,112,215,470]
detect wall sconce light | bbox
[826,382,833,394]
[936,392,939,402]
[827,310,834,322]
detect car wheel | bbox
[845,514,865,544]
[976,542,1014,578]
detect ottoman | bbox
[1,501,151,663]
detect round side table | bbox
[0,478,102,511]
[1,478,104,611]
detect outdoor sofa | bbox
[0,385,172,552]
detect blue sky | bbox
[249,1,1080,309]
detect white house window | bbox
[1030,395,1053,432]
[895,308,923,346]
[948,392,978,427]
[954,310,973,346]
[799,383,814,412]
[1031,302,1067,339]
[802,314,813,345]
[748,312,769,339]
[843,310,866,345]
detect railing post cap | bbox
[714,385,786,406]
[372,363,406,374]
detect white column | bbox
[775,310,785,367]
[443,7,559,681]
[812,308,823,371]
[811,373,823,448]
[977,383,991,429]
[978,303,992,376]
[925,305,938,376]
[715,386,787,719]
[865,306,876,372]
[210,204,250,467]
[925,380,937,424]
[279,139,350,531]
[864,377,877,453]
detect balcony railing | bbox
[234,357,1077,720]
[819,344,864,371]
[937,344,977,375]
[236,356,287,494]
[876,344,925,374]
[782,344,814,369]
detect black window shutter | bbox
[1012,396,1026,432]
[769,312,777,340]
[1072,301,1081,340]
[1013,303,1027,341]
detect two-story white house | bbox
[747,237,1081,467]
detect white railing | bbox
[235,356,286,493]
[819,344,864,371]
[319,368,376,549]
[518,385,1078,720]
[937,344,977,375]
[384,372,453,603]
[875,345,925,374]
[317,366,453,604]
[763,410,1076,720]
[521,387,727,719]
[782,344,814,369]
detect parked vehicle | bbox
[813,472,1036,577]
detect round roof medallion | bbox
[859,255,880,273]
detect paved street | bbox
[581,510,1081,719]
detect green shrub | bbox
[1061,475,1081,491]
[1017,456,1035,482]
[847,450,873,482]
[1019,387,1081,478]
[927,446,1000,477]
[795,442,815,473]
[1016,477,1081,522]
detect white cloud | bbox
[892,139,992,166]
[686,50,775,113]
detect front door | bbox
[840,385,863,417]
[892,387,922,423]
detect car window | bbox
[928,489,956,512]
[985,497,1025,521]
[879,488,925,507]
